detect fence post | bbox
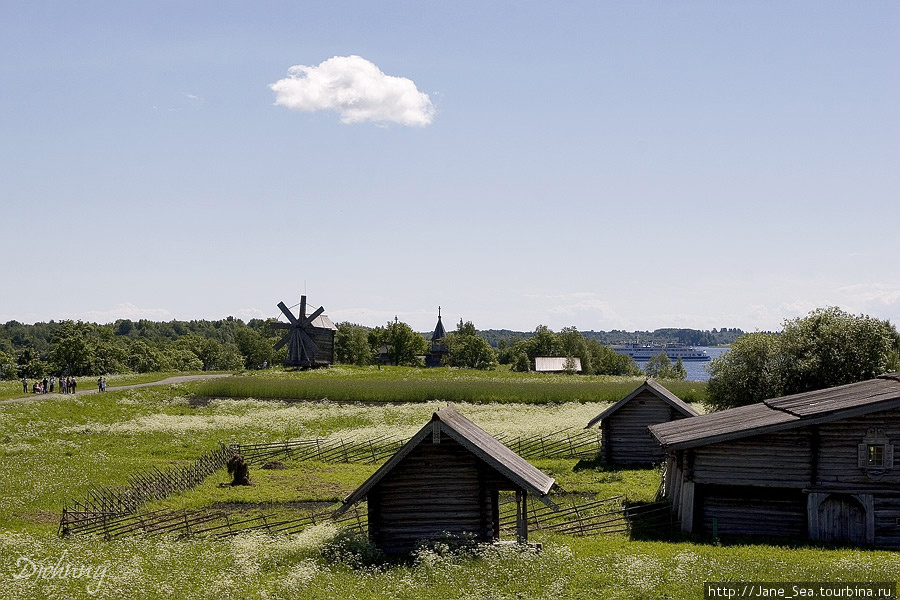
[572,498,586,536]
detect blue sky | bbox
[2,2,898,332]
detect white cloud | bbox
[75,303,174,324]
[269,55,435,126]
[234,308,268,321]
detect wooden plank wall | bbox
[309,328,335,364]
[368,434,496,553]
[603,392,688,465]
[874,495,900,548]
[816,409,900,488]
[665,408,900,546]
[698,486,806,538]
[692,430,812,487]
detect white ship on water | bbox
[611,343,711,361]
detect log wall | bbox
[368,433,512,553]
[664,407,900,547]
[603,392,689,465]
[815,409,900,488]
[692,430,812,487]
[697,485,806,538]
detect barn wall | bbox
[603,392,688,465]
[874,495,900,548]
[692,430,812,487]
[368,434,496,553]
[665,407,900,546]
[309,328,335,364]
[815,408,900,488]
[697,485,806,538]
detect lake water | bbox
[632,346,729,381]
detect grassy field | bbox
[0,372,897,599]
[197,365,708,404]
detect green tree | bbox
[369,320,428,366]
[444,321,497,370]
[585,340,642,376]
[48,321,95,375]
[510,349,531,372]
[0,349,17,380]
[706,333,782,411]
[707,308,900,411]
[127,340,166,373]
[16,347,47,378]
[92,338,129,374]
[160,346,204,372]
[644,352,686,380]
[557,326,590,374]
[778,307,900,395]
[335,322,374,366]
[234,327,274,369]
[672,356,687,380]
[455,319,478,337]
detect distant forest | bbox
[0,317,744,379]
[478,327,745,349]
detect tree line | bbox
[0,318,283,378]
[0,315,707,379]
[706,307,900,410]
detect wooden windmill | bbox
[271,296,337,368]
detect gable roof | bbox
[334,406,556,516]
[535,357,582,372]
[305,312,337,331]
[585,379,698,429]
[649,373,900,450]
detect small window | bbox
[867,444,885,468]
[858,428,894,473]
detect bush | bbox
[320,528,382,567]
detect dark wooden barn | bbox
[649,373,900,548]
[271,296,337,368]
[334,406,556,553]
[586,379,698,465]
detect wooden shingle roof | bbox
[334,406,556,516]
[650,373,900,450]
[586,379,698,429]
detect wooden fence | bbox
[234,435,404,466]
[494,427,601,459]
[60,502,368,540]
[59,428,604,539]
[498,494,675,536]
[59,444,236,536]
[232,427,600,467]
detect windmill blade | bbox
[301,306,325,328]
[299,329,320,357]
[271,323,292,330]
[277,302,298,325]
[298,296,307,323]
[273,331,292,351]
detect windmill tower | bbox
[271,296,337,368]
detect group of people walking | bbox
[22,376,77,394]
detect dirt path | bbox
[1,373,232,404]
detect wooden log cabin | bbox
[333,406,556,553]
[586,379,698,465]
[649,373,900,548]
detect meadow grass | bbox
[200,365,708,405]
[1,375,897,600]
